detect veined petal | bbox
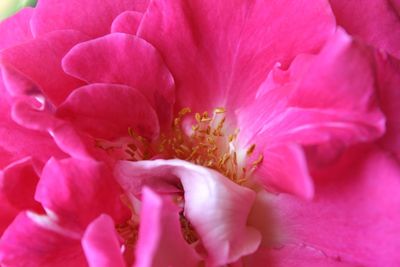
[35,157,127,233]
[62,33,174,130]
[111,11,143,35]
[0,212,86,267]
[31,0,149,37]
[82,214,126,267]
[138,0,335,112]
[134,188,200,267]
[116,159,261,266]
[0,7,33,50]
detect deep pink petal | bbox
[330,0,400,58]
[0,157,41,212]
[270,145,400,266]
[31,0,149,37]
[135,188,200,267]
[35,157,127,232]
[111,11,143,35]
[0,75,65,169]
[241,246,358,267]
[57,83,160,141]
[138,0,335,112]
[0,212,86,267]
[254,144,314,200]
[0,8,33,50]
[62,33,174,130]
[116,159,261,266]
[238,29,384,152]
[0,30,88,105]
[82,215,125,267]
[375,53,400,159]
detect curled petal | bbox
[135,187,200,267]
[116,159,261,266]
[82,214,125,267]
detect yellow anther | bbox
[214,107,226,114]
[179,107,191,117]
[195,113,201,123]
[246,144,256,155]
[252,154,264,166]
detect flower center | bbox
[124,107,263,185]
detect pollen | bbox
[121,107,263,185]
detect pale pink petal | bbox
[82,215,125,267]
[57,83,160,141]
[111,11,143,35]
[116,159,261,266]
[0,212,86,267]
[375,53,400,159]
[0,157,41,212]
[35,157,127,232]
[31,0,149,37]
[0,8,33,50]
[138,0,335,112]
[0,30,89,106]
[270,145,400,266]
[62,33,174,130]
[330,0,400,58]
[254,144,314,200]
[135,188,200,267]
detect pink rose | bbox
[0,1,399,266]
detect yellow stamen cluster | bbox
[124,107,263,185]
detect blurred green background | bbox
[0,0,37,21]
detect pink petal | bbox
[330,0,400,58]
[242,246,357,267]
[56,83,160,141]
[35,157,127,233]
[270,145,400,266]
[62,33,174,130]
[82,215,125,267]
[0,157,41,212]
[0,30,88,105]
[0,8,33,50]
[31,0,149,37]
[138,0,335,112]
[135,188,200,267]
[111,11,143,35]
[255,144,314,200]
[0,76,65,169]
[375,53,400,159]
[0,212,86,267]
[116,159,261,266]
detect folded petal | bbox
[0,212,86,267]
[138,0,335,112]
[239,29,384,149]
[31,0,149,37]
[111,11,143,35]
[35,157,127,232]
[375,53,400,159]
[0,30,89,105]
[135,188,200,267]
[62,33,174,130]
[330,0,400,58]
[254,144,314,200]
[82,214,125,267]
[57,83,160,141]
[116,159,261,266]
[270,145,400,266]
[0,7,33,50]
[0,157,41,212]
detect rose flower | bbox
[0,0,399,266]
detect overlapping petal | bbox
[138,0,335,112]
[116,159,261,266]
